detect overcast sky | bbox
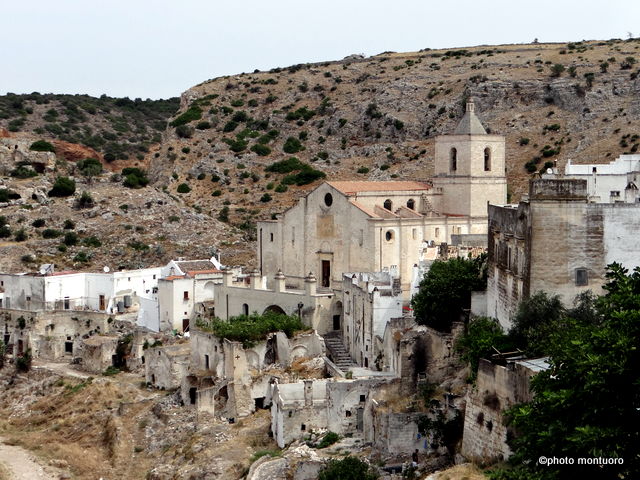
[2,1,638,99]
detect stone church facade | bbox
[257,101,507,298]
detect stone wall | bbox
[461,358,542,463]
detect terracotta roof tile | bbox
[328,181,430,195]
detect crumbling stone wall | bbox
[461,359,538,463]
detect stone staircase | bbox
[323,332,356,371]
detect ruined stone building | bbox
[212,269,335,333]
[461,357,549,462]
[257,101,506,303]
[341,271,403,368]
[487,178,640,329]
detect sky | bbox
[2,1,638,99]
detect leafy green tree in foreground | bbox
[318,456,378,480]
[411,255,486,331]
[492,263,640,480]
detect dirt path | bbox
[32,360,90,379]
[0,438,59,480]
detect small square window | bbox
[575,268,588,286]
[359,395,366,403]
[345,410,351,417]
[301,424,306,431]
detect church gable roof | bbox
[454,100,487,135]
[328,181,430,195]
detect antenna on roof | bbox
[103,266,110,273]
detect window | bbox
[383,199,392,211]
[407,198,415,210]
[301,424,306,431]
[205,354,210,370]
[152,287,158,294]
[153,274,156,280]
[412,228,417,240]
[242,303,249,316]
[26,296,31,302]
[435,227,440,238]
[360,395,366,403]
[183,291,189,300]
[385,230,394,242]
[576,268,588,286]
[270,232,274,242]
[324,192,333,207]
[450,148,457,172]
[611,191,621,197]
[291,227,295,245]
[592,167,597,173]
[484,147,491,171]
[345,410,352,417]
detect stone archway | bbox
[263,305,286,315]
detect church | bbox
[257,101,506,297]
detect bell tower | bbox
[432,100,506,217]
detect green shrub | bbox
[223,120,238,132]
[251,143,271,156]
[0,188,20,202]
[73,251,89,263]
[170,105,202,127]
[122,168,149,189]
[212,190,222,197]
[76,191,95,209]
[218,206,230,222]
[83,236,102,247]
[285,107,315,122]
[77,157,102,177]
[10,165,38,178]
[260,193,272,202]
[0,225,11,239]
[42,228,62,239]
[274,184,288,193]
[63,219,75,230]
[29,140,56,152]
[14,229,27,242]
[177,183,191,193]
[316,431,340,449]
[393,119,404,130]
[283,137,304,154]
[181,147,190,154]
[32,218,45,228]
[265,157,305,173]
[48,177,76,197]
[196,311,304,348]
[357,167,370,174]
[175,124,193,138]
[318,456,378,480]
[63,231,78,246]
[196,121,211,130]
[16,349,32,372]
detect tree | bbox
[550,63,565,77]
[318,456,378,480]
[48,176,76,197]
[456,317,513,381]
[508,291,565,356]
[496,263,640,480]
[29,140,56,152]
[77,157,103,181]
[411,255,486,331]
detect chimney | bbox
[223,269,233,287]
[250,269,261,290]
[305,272,317,296]
[274,269,286,293]
[303,379,313,407]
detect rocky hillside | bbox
[1,39,639,272]
[0,93,179,163]
[155,38,640,224]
